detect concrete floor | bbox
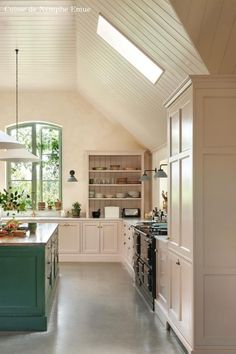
[0,263,186,354]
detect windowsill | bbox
[1,210,87,218]
[1,210,62,218]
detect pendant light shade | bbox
[140,164,168,181]
[140,171,151,181]
[0,149,40,162]
[0,130,24,149]
[154,164,168,178]
[154,168,167,178]
[67,170,78,182]
[0,49,39,162]
[140,168,157,182]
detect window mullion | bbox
[31,123,37,209]
[40,127,43,202]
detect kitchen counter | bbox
[0,223,58,246]
[2,216,124,222]
[155,235,168,242]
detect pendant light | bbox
[0,49,39,162]
[0,130,24,149]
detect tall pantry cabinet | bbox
[165,76,236,354]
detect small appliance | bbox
[104,206,120,218]
[122,208,140,218]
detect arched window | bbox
[7,122,62,210]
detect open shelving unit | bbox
[86,151,151,218]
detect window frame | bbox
[6,122,62,209]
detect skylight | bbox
[97,15,163,85]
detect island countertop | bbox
[0,223,58,246]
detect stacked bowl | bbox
[128,191,140,198]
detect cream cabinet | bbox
[165,76,236,354]
[59,223,81,254]
[100,222,118,254]
[82,222,100,253]
[82,221,120,258]
[168,251,192,344]
[155,239,168,325]
[4,217,122,262]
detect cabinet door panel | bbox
[157,246,168,304]
[181,100,192,152]
[82,223,100,253]
[100,223,118,254]
[168,251,192,343]
[180,257,192,342]
[170,111,180,156]
[168,252,181,323]
[59,224,80,254]
[170,160,180,245]
[180,156,192,254]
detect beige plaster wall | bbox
[151,144,168,210]
[0,91,144,213]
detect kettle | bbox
[92,209,101,218]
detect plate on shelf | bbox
[110,164,120,170]
[127,180,141,184]
[95,193,104,198]
[128,191,140,198]
[116,192,127,198]
[92,167,107,170]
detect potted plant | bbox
[71,202,81,217]
[38,201,46,210]
[55,199,62,211]
[47,199,53,210]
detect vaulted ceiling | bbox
[170,0,236,75]
[0,1,235,150]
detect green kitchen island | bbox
[0,223,59,331]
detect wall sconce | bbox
[140,169,157,181]
[155,164,168,178]
[140,164,168,181]
[67,170,78,182]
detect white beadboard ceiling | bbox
[170,0,236,75]
[0,0,214,150]
[0,0,77,90]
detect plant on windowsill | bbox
[71,202,81,217]
[54,199,62,211]
[0,186,30,217]
[47,199,54,210]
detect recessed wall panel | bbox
[203,96,236,147]
[170,160,179,244]
[170,111,180,156]
[181,100,192,152]
[180,156,192,252]
[203,154,236,268]
[204,275,236,338]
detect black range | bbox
[133,222,167,310]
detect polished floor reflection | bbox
[0,263,186,354]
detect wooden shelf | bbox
[87,151,148,218]
[89,170,141,173]
[89,184,141,186]
[89,198,141,201]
